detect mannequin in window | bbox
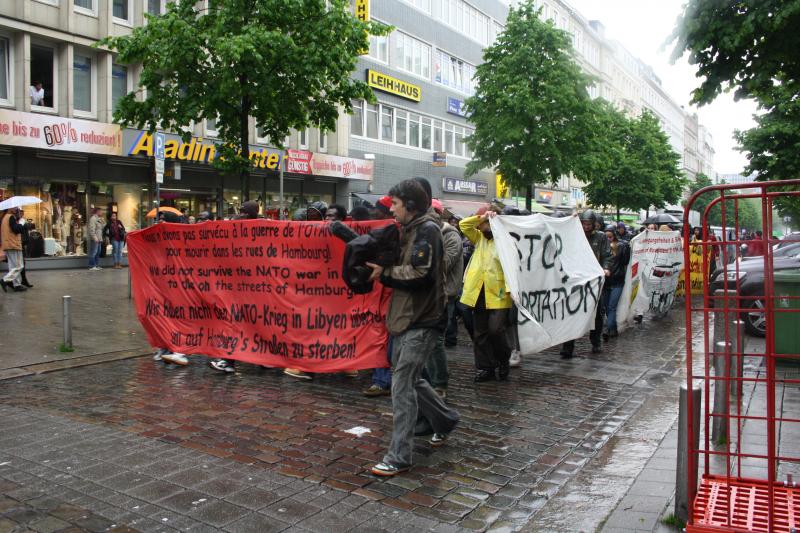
[30,81,45,106]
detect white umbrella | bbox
[0,196,42,210]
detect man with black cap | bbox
[560,209,611,358]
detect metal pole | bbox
[279,153,285,220]
[712,340,730,444]
[62,295,72,349]
[676,382,702,523]
[155,180,160,223]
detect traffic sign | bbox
[155,158,165,174]
[156,172,164,184]
[155,132,166,160]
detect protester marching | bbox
[122,187,709,479]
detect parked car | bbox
[709,250,800,337]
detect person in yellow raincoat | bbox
[459,207,512,382]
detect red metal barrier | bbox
[684,179,800,532]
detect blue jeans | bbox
[112,240,123,264]
[88,239,101,267]
[603,285,624,332]
[372,336,393,389]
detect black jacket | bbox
[103,220,127,242]
[607,241,631,287]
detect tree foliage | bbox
[581,103,685,214]
[464,0,595,209]
[671,0,800,219]
[671,0,800,106]
[98,0,386,199]
[685,173,762,231]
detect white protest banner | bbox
[616,229,684,329]
[491,214,605,355]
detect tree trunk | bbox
[240,76,251,202]
[616,205,621,222]
[525,185,532,212]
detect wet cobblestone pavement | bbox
[0,308,690,532]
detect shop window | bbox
[0,37,9,103]
[365,103,378,139]
[350,100,363,137]
[299,128,309,149]
[113,0,132,23]
[111,63,128,112]
[380,106,393,142]
[74,0,96,15]
[73,53,94,115]
[318,129,327,152]
[408,113,420,148]
[395,110,407,145]
[421,117,432,150]
[30,44,56,109]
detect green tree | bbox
[581,105,684,218]
[464,0,596,210]
[671,0,800,219]
[99,0,386,201]
[670,0,800,106]
[683,172,714,218]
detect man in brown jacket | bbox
[366,179,459,477]
[1,208,26,292]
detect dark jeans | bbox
[383,328,460,467]
[562,298,605,354]
[444,297,458,346]
[472,290,511,370]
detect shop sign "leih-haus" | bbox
[366,70,422,102]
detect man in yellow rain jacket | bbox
[460,207,512,382]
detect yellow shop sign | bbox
[367,70,421,102]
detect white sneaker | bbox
[162,352,188,365]
[210,359,235,373]
[509,350,522,368]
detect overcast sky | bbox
[564,0,758,175]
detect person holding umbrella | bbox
[1,207,27,292]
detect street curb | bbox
[0,349,149,381]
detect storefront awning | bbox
[442,199,491,218]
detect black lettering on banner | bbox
[518,277,602,325]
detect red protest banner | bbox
[128,219,392,371]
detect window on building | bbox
[421,117,432,150]
[454,126,464,157]
[299,128,309,149]
[365,103,378,139]
[111,63,128,112]
[401,0,430,12]
[351,100,363,137]
[408,113,420,148]
[147,0,164,15]
[73,53,93,114]
[30,44,56,109]
[0,37,8,103]
[206,117,218,136]
[256,126,270,144]
[444,123,454,154]
[74,0,95,14]
[318,129,327,152]
[395,110,407,145]
[433,120,442,152]
[369,33,388,63]
[392,32,430,79]
[435,51,475,95]
[380,106,393,142]
[113,0,131,22]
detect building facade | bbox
[0,0,375,265]
[345,0,507,215]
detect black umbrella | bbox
[642,213,682,225]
